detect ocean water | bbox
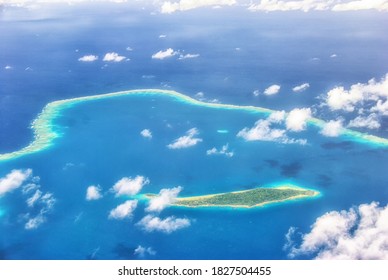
[1,4,388,260]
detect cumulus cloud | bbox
[0,169,32,196]
[324,74,388,113]
[134,245,156,257]
[206,143,234,157]
[112,176,150,196]
[152,48,178,60]
[103,52,126,62]
[161,0,236,14]
[287,202,388,259]
[292,83,310,93]
[140,129,152,139]
[237,110,307,145]
[167,128,203,149]
[86,185,103,201]
[248,0,388,12]
[264,84,281,95]
[146,186,182,213]
[320,119,344,137]
[78,55,98,62]
[286,108,311,132]
[109,200,138,220]
[137,214,191,233]
[348,113,381,129]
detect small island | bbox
[168,185,319,208]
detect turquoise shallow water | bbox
[1,91,387,259]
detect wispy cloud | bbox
[167,128,203,149]
[0,169,32,196]
[86,185,103,201]
[109,200,138,220]
[137,214,191,233]
[146,186,182,213]
[292,83,310,93]
[286,202,388,259]
[264,84,281,95]
[160,0,236,14]
[134,245,156,258]
[112,176,150,196]
[152,48,178,60]
[78,55,98,62]
[103,52,126,62]
[179,53,200,60]
[206,143,234,157]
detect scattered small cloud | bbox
[160,0,236,14]
[152,48,177,60]
[25,214,46,230]
[137,214,191,233]
[126,47,133,51]
[146,186,182,213]
[109,200,138,220]
[292,83,310,93]
[286,108,312,132]
[167,128,203,149]
[0,169,32,196]
[103,52,126,62]
[286,202,388,259]
[5,65,12,70]
[112,176,150,196]
[78,55,98,62]
[264,84,281,95]
[159,34,167,38]
[206,143,234,157]
[86,185,103,201]
[253,89,260,96]
[26,190,42,207]
[330,54,338,58]
[320,119,344,137]
[140,129,153,139]
[134,245,156,258]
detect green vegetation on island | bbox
[172,186,319,208]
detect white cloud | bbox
[5,65,12,70]
[152,48,177,60]
[330,53,338,58]
[371,99,388,116]
[179,53,200,60]
[0,169,32,196]
[109,200,138,220]
[287,202,388,260]
[292,83,310,93]
[206,143,234,157]
[146,186,182,212]
[286,108,311,132]
[26,190,42,207]
[253,89,260,96]
[159,34,167,38]
[248,0,388,12]
[167,128,203,149]
[320,119,344,137]
[161,0,236,14]
[137,214,191,233]
[78,55,98,62]
[140,129,152,139]
[264,84,281,95]
[237,110,307,145]
[40,192,56,211]
[86,185,103,201]
[25,214,46,230]
[324,74,388,112]
[112,176,150,196]
[348,113,381,129]
[103,52,126,62]
[134,245,156,257]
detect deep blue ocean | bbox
[1,3,388,259]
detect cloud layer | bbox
[161,0,236,14]
[287,202,388,259]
